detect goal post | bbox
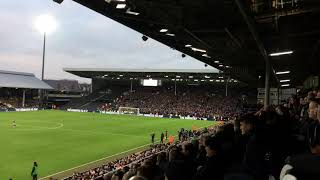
[118,107,140,115]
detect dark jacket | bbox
[243,126,291,180]
[286,153,320,180]
[193,155,225,180]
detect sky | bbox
[0,0,218,83]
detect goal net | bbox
[118,107,140,115]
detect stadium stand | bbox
[114,86,242,119]
[62,68,250,118]
[62,84,246,119]
[0,70,52,110]
[58,89,320,180]
[45,79,90,107]
[62,92,114,111]
[45,80,83,93]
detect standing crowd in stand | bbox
[62,89,320,180]
[110,87,243,119]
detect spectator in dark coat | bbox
[280,122,320,180]
[243,110,292,180]
[193,135,225,180]
[234,114,256,163]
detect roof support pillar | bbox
[234,0,278,109]
[264,60,271,108]
[225,76,230,97]
[130,80,133,93]
[277,86,280,105]
[90,81,93,94]
[22,89,26,108]
[174,80,177,96]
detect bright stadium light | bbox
[160,29,168,33]
[185,44,192,47]
[269,50,293,57]
[166,33,175,36]
[276,71,290,75]
[280,79,290,83]
[191,47,206,53]
[214,60,219,63]
[202,54,211,58]
[34,14,57,34]
[116,3,126,9]
[126,8,139,15]
[281,84,290,87]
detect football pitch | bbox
[0,110,214,179]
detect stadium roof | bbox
[64,68,240,83]
[0,70,53,89]
[44,79,83,92]
[58,0,320,87]
[65,68,220,73]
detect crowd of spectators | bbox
[66,144,171,180]
[111,87,243,119]
[0,98,39,110]
[64,89,320,180]
[0,98,19,111]
[0,88,39,109]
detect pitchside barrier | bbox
[15,108,39,111]
[66,108,226,121]
[66,108,89,112]
[0,108,38,112]
[2,108,225,121]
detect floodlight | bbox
[34,14,57,34]
[269,50,293,56]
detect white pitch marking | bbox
[11,122,64,131]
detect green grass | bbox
[0,110,214,179]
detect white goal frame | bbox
[118,107,140,115]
